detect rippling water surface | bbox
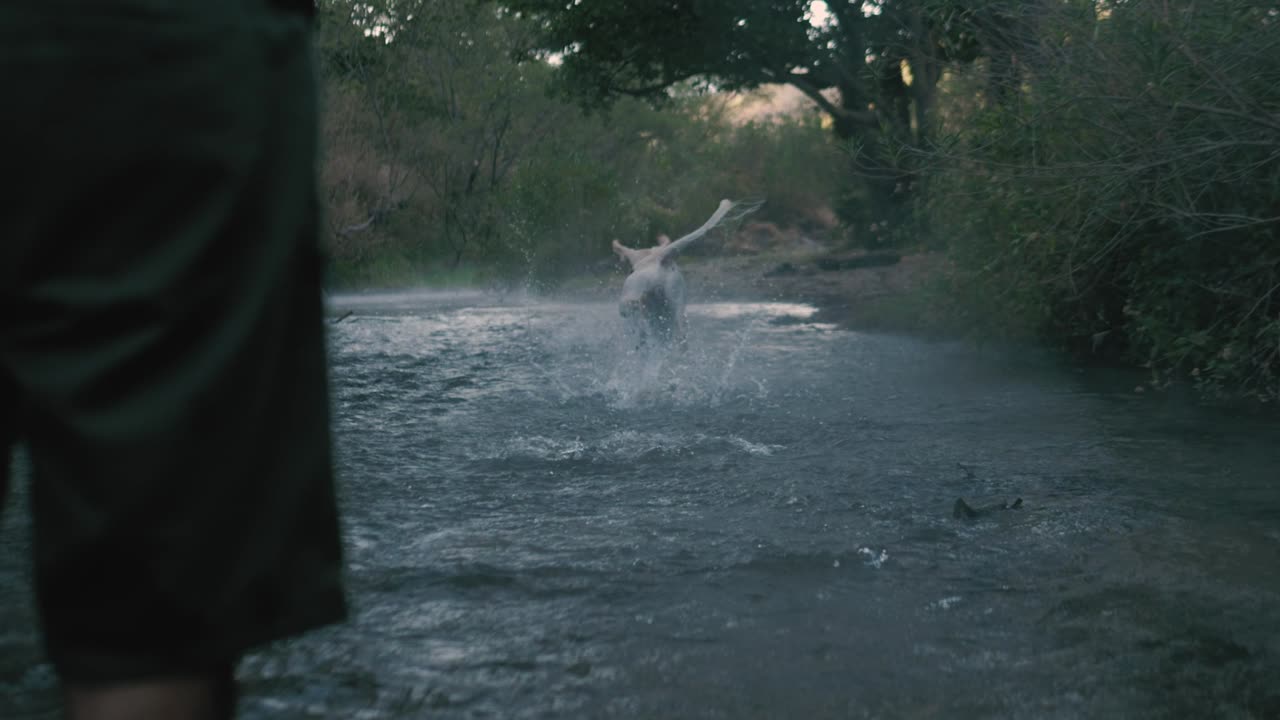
[3,291,1279,719]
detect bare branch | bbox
[1169,101,1280,133]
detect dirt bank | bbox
[681,250,945,330]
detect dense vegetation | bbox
[924,1,1280,400]
[314,0,839,288]
[315,0,1278,401]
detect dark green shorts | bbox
[0,0,346,684]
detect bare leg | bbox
[66,666,236,720]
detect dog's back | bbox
[611,199,756,347]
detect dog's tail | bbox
[658,198,763,264]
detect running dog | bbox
[611,199,735,347]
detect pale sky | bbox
[808,1,884,27]
[808,1,832,27]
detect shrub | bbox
[927,0,1279,401]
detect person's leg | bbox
[0,2,345,716]
[0,373,12,512]
[0,391,236,720]
[65,666,236,720]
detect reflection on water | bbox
[691,301,818,319]
[2,293,1278,719]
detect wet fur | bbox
[612,200,734,347]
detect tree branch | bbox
[1170,101,1280,133]
[786,74,877,128]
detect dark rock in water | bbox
[954,497,1023,519]
[764,262,799,277]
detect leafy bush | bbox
[927,0,1280,401]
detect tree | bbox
[316,0,570,269]
[312,0,845,286]
[503,0,989,227]
[926,0,1280,399]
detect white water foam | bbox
[474,430,783,463]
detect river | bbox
[3,291,1278,718]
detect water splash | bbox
[472,430,783,463]
[509,300,815,410]
[857,546,890,569]
[710,315,763,406]
[930,596,963,611]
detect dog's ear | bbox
[613,239,638,266]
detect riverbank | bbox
[683,250,948,334]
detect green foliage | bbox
[317,0,562,272]
[314,0,840,289]
[325,250,492,290]
[498,97,840,284]
[505,0,998,226]
[313,0,1280,400]
[928,0,1280,401]
[504,0,820,104]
